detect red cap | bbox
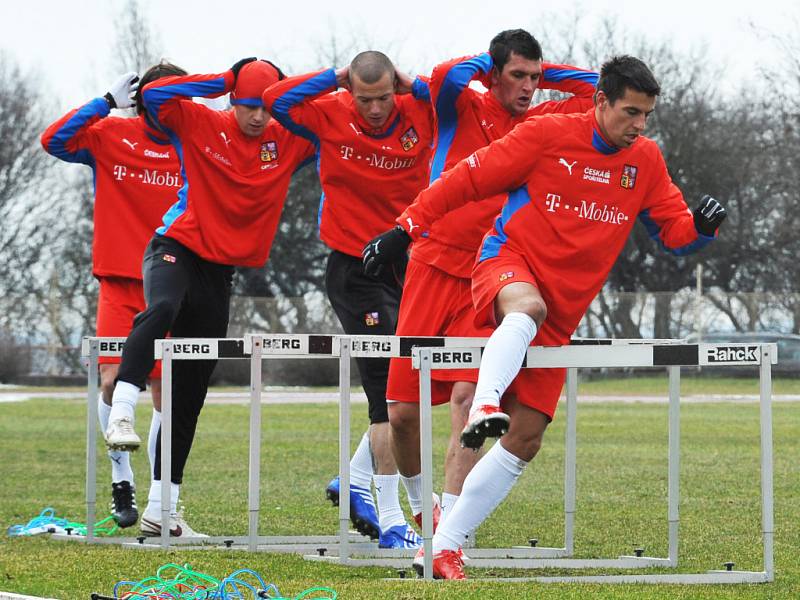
[230,61,282,107]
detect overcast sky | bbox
[1,0,796,111]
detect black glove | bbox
[261,59,286,81]
[230,57,257,82]
[362,225,411,277]
[693,195,726,236]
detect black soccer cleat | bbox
[111,480,139,528]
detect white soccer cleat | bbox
[140,508,208,538]
[104,417,141,451]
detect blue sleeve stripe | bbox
[270,70,335,144]
[156,136,188,235]
[638,209,714,256]
[543,68,599,86]
[45,97,108,165]
[412,77,430,102]
[143,76,227,132]
[430,54,493,183]
[479,186,531,261]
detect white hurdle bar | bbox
[410,342,777,584]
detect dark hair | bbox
[135,60,187,115]
[596,55,660,103]
[489,29,542,72]
[349,50,395,85]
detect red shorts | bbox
[96,277,161,379]
[386,258,493,405]
[472,255,577,420]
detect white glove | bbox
[105,71,139,109]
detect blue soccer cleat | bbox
[378,523,423,549]
[324,476,380,540]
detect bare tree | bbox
[112,0,164,76]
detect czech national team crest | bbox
[260,141,278,162]
[399,127,419,151]
[364,312,380,326]
[620,164,638,189]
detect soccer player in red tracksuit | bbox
[363,29,599,535]
[373,55,727,579]
[41,62,187,529]
[104,59,315,537]
[263,51,434,548]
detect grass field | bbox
[1,383,799,599]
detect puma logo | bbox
[558,158,577,175]
[122,138,138,151]
[406,217,419,232]
[220,132,232,146]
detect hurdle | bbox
[73,333,691,564]
[409,341,776,583]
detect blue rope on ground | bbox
[7,507,118,537]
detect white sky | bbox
[1,0,796,111]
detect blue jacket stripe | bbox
[412,77,431,102]
[638,209,714,256]
[479,186,532,261]
[543,68,599,86]
[430,53,493,183]
[143,77,227,133]
[270,70,334,144]
[46,97,109,165]
[156,135,188,235]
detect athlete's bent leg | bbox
[433,399,549,555]
[462,283,547,449]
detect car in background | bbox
[686,331,800,376]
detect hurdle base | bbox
[50,533,368,547]
[491,570,772,584]
[304,554,672,569]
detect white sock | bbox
[98,394,133,484]
[143,479,180,519]
[472,312,537,412]
[433,441,528,553]
[349,431,373,490]
[440,492,459,526]
[400,473,424,515]
[373,474,406,531]
[108,381,140,423]
[147,409,161,480]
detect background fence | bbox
[4,290,798,385]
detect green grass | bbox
[0,396,798,599]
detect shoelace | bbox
[114,417,136,435]
[112,486,135,512]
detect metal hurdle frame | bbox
[65,337,250,547]
[71,333,693,564]
[410,342,776,584]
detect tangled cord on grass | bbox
[7,507,118,537]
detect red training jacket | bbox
[402,109,714,332]
[41,98,180,280]
[142,71,315,267]
[409,53,599,277]
[263,69,434,257]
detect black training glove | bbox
[261,59,286,81]
[362,225,411,278]
[693,195,726,236]
[230,57,257,81]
